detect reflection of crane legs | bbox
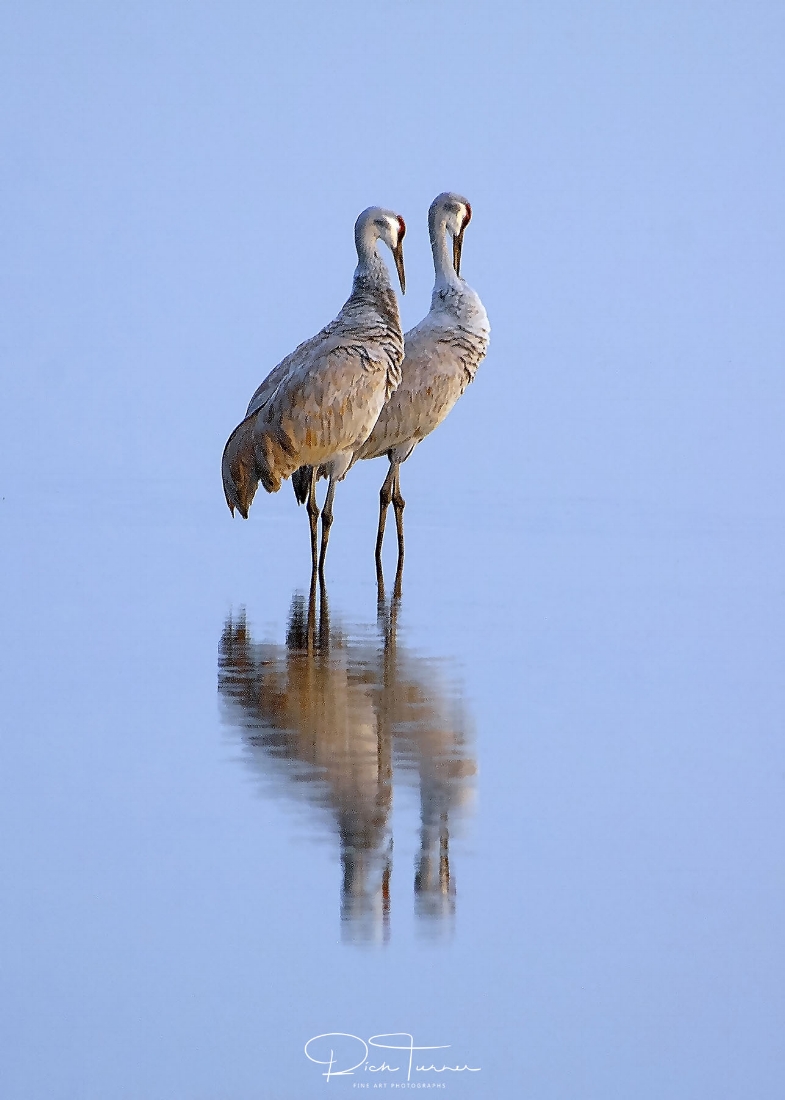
[219,580,475,945]
[381,842,392,927]
[340,834,393,944]
[287,572,329,655]
[415,808,455,923]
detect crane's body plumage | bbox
[222,207,406,573]
[230,276,403,496]
[356,275,489,466]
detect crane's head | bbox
[429,192,472,277]
[355,207,406,293]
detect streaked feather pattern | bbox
[222,210,406,520]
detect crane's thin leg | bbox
[391,465,405,599]
[306,466,320,575]
[306,567,317,654]
[375,461,396,588]
[388,581,400,640]
[318,475,337,579]
[393,556,404,601]
[318,573,330,651]
[377,573,387,620]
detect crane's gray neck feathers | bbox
[353,221,394,288]
[429,211,461,291]
[343,239,400,334]
[353,247,393,291]
[344,269,401,336]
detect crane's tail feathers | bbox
[223,413,305,517]
[222,416,290,517]
[292,465,313,506]
[222,417,261,518]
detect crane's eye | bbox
[374,218,386,229]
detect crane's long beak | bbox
[452,228,464,277]
[453,204,472,277]
[393,239,406,294]
[392,215,406,294]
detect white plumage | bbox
[222,206,406,574]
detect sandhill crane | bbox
[293,193,489,594]
[222,207,406,577]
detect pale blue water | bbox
[1,3,783,1097]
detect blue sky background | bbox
[2,0,782,518]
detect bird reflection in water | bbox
[217,578,475,944]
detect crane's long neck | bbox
[429,212,461,292]
[353,220,391,287]
[347,225,399,329]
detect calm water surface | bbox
[1,467,782,1098]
